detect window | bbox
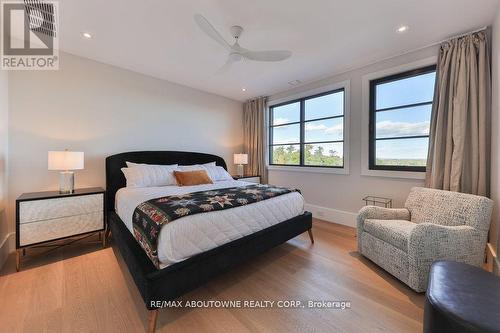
[369,65,436,172]
[269,88,345,168]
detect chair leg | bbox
[307,229,314,244]
[101,231,104,248]
[104,227,112,247]
[147,309,158,333]
[16,249,21,272]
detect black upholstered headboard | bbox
[105,151,227,211]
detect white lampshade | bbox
[48,151,84,171]
[234,153,248,165]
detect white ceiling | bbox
[59,0,499,101]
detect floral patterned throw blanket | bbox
[132,184,299,268]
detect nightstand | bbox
[15,187,105,271]
[232,175,261,184]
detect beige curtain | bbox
[425,30,491,196]
[243,97,268,183]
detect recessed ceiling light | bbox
[82,32,92,39]
[242,88,246,92]
[397,26,409,33]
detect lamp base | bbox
[59,171,75,194]
[237,164,244,177]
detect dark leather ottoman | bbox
[424,260,500,333]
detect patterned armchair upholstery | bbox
[357,187,493,292]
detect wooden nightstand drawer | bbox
[19,211,104,246]
[19,193,103,224]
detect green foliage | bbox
[376,159,426,166]
[272,145,300,165]
[272,144,343,167]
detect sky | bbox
[271,71,436,160]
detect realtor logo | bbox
[1,0,59,70]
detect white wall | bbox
[6,52,243,247]
[268,46,438,226]
[0,70,9,268]
[490,5,500,274]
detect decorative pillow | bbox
[173,170,213,186]
[203,165,233,182]
[121,164,178,188]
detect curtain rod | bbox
[427,26,488,47]
[245,96,266,103]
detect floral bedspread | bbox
[132,184,298,268]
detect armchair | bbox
[357,187,493,292]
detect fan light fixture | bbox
[194,14,292,73]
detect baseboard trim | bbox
[305,203,357,228]
[485,242,500,275]
[487,243,497,258]
[0,232,14,270]
[487,243,500,275]
[494,257,500,276]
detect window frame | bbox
[368,64,436,172]
[269,88,346,169]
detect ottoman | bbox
[424,260,500,333]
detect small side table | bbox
[362,196,392,208]
[15,187,106,271]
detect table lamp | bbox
[48,150,84,194]
[233,153,248,177]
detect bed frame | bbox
[106,151,313,333]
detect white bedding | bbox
[115,180,305,268]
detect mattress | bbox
[115,180,305,268]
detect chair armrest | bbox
[357,206,410,229]
[407,223,487,292]
[408,223,486,262]
[356,206,410,250]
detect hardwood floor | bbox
[0,219,424,333]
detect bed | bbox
[106,151,313,333]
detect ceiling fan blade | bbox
[194,14,231,50]
[215,57,234,74]
[241,50,292,62]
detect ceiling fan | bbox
[194,14,292,72]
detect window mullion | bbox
[374,135,429,141]
[269,106,274,164]
[270,121,301,128]
[374,100,433,113]
[300,99,305,166]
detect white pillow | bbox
[121,164,178,188]
[203,165,233,182]
[178,162,215,172]
[126,161,178,168]
[178,165,203,172]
